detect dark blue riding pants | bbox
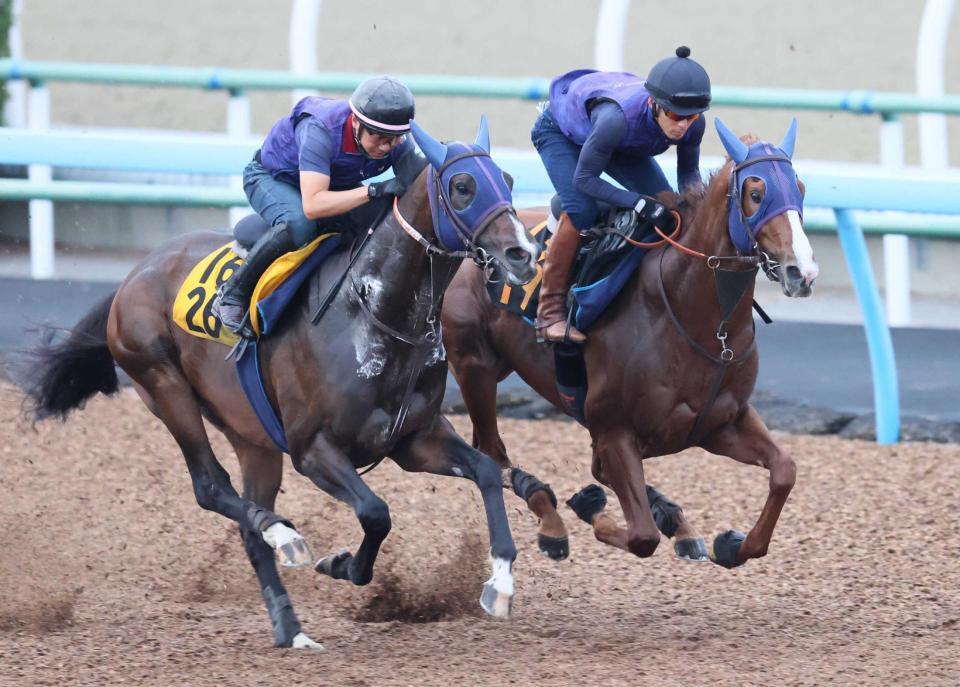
[243,159,344,247]
[530,108,671,232]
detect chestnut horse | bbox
[24,119,540,649]
[442,119,818,569]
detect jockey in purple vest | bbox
[532,46,711,344]
[213,76,416,338]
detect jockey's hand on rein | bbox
[633,196,667,226]
[367,178,405,200]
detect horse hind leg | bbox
[118,344,312,567]
[390,415,518,619]
[699,406,796,569]
[226,430,322,650]
[450,353,569,561]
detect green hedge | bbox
[0,1,10,124]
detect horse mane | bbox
[665,132,758,222]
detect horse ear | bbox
[475,114,491,152]
[780,117,798,159]
[715,117,749,164]
[410,120,448,168]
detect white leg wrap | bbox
[486,555,514,596]
[262,522,302,550]
[291,632,324,650]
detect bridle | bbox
[632,152,800,444]
[350,148,522,451]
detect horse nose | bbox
[801,262,819,285]
[505,246,534,269]
[785,265,804,287]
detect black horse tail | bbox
[24,291,120,421]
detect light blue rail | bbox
[3,128,960,443]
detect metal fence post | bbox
[834,208,900,444]
[227,90,252,228]
[27,81,54,279]
[594,0,630,71]
[879,114,911,326]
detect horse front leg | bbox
[572,430,662,558]
[449,353,568,561]
[390,415,518,618]
[294,433,391,587]
[699,405,797,568]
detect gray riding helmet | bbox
[645,46,712,116]
[348,76,415,135]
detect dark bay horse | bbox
[442,119,818,569]
[25,118,540,649]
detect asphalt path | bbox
[2,277,957,425]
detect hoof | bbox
[278,538,314,568]
[262,522,314,568]
[314,550,352,579]
[479,581,513,619]
[710,530,747,569]
[289,632,324,650]
[674,537,710,562]
[566,484,607,524]
[537,533,570,561]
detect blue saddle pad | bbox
[235,234,343,453]
[486,225,655,332]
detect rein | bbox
[651,157,793,445]
[346,158,513,453]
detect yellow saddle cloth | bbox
[172,234,338,346]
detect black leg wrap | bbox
[246,505,295,534]
[565,484,607,524]
[646,484,683,538]
[711,530,747,569]
[510,467,558,508]
[314,550,353,580]
[262,586,301,648]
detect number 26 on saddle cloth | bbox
[172,233,342,346]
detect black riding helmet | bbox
[645,46,711,116]
[348,76,415,135]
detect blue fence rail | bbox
[3,127,960,443]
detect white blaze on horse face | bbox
[511,214,538,260]
[788,210,819,283]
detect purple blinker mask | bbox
[410,116,514,252]
[716,117,804,254]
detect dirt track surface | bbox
[2,384,959,686]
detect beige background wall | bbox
[19,0,960,163]
[6,1,960,300]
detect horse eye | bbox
[750,190,762,203]
[456,182,469,193]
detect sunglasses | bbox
[659,107,701,123]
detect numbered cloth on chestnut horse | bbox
[486,209,663,331]
[172,232,342,345]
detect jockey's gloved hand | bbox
[367,178,405,200]
[633,195,667,226]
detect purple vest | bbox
[549,69,698,154]
[259,97,400,190]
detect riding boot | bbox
[536,212,586,344]
[213,222,298,338]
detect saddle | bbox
[172,228,342,453]
[172,229,342,346]
[487,196,664,331]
